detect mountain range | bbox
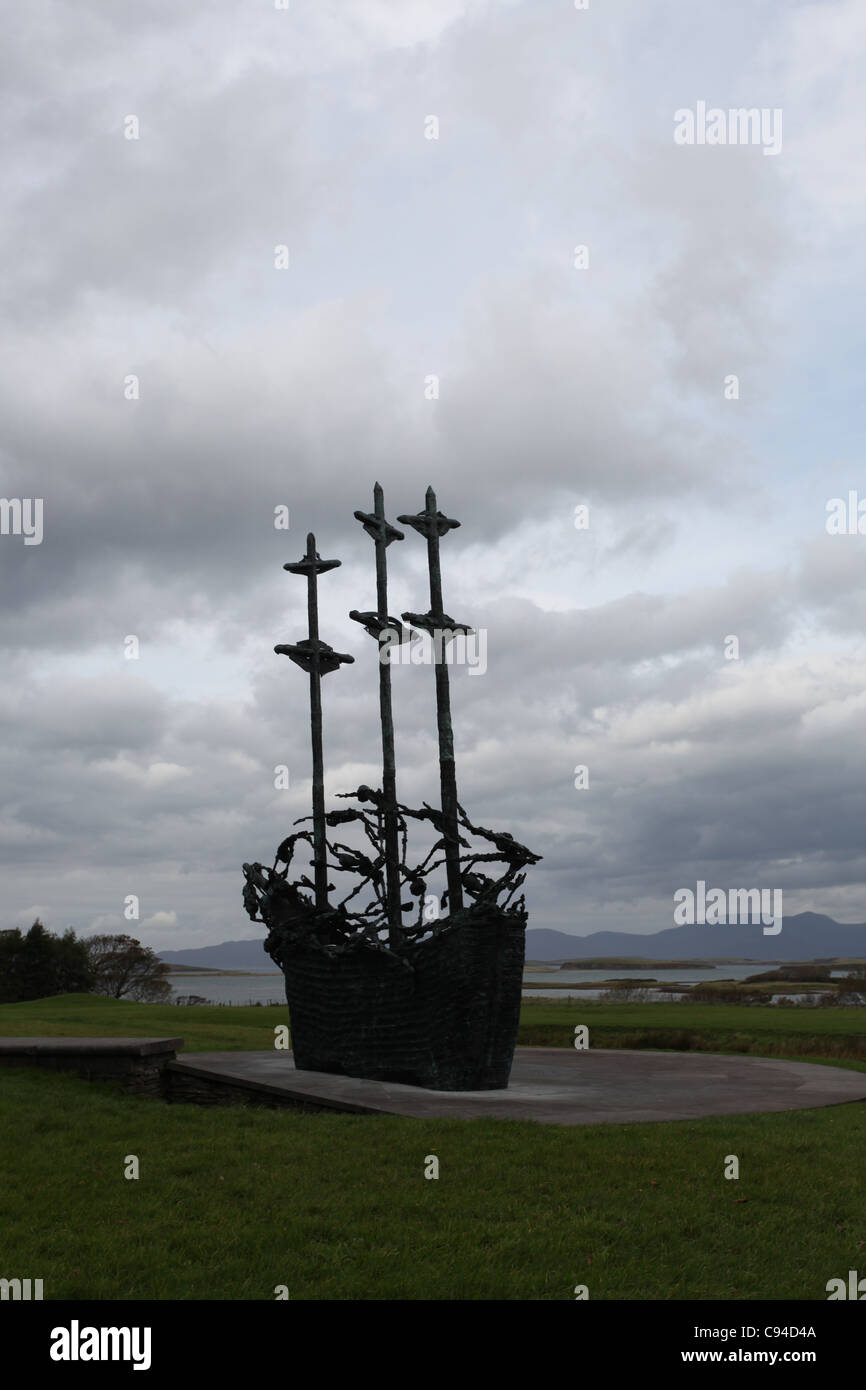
[158,912,866,969]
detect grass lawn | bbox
[3,991,866,1056]
[1,994,865,1300]
[517,997,866,1060]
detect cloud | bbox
[2,0,865,948]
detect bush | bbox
[600,984,654,1002]
[690,984,752,1004]
[827,973,866,1007]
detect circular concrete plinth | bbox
[171,1047,866,1125]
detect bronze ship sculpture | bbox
[242,485,540,1090]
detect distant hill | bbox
[524,913,866,962]
[523,929,593,962]
[160,939,273,970]
[160,913,866,970]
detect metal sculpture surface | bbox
[242,485,540,1090]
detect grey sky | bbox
[1,0,865,949]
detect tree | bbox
[0,920,94,1002]
[0,928,24,1003]
[52,926,95,996]
[17,919,57,1000]
[82,935,172,1002]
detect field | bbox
[1,994,865,1300]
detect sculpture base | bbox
[167,1048,866,1123]
[273,909,526,1091]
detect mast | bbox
[349,483,406,945]
[398,486,471,914]
[275,533,354,909]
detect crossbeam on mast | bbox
[276,532,353,909]
[349,482,406,945]
[397,486,468,914]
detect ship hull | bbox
[267,909,526,1091]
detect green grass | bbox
[2,993,866,1299]
[3,992,866,1056]
[0,993,279,1052]
[517,997,866,1060]
[2,1065,866,1300]
[519,998,866,1034]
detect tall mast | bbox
[276,533,353,909]
[398,487,470,914]
[349,483,406,944]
